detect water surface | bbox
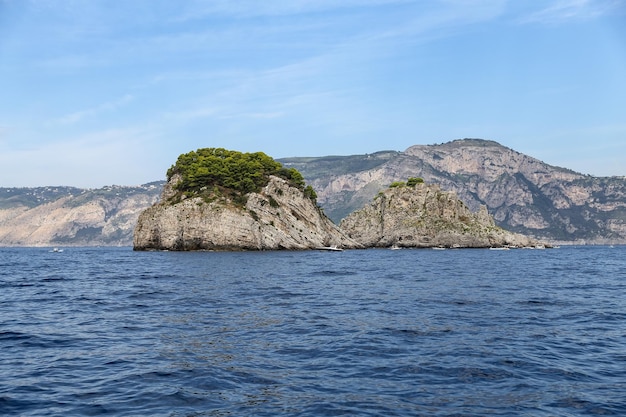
[1,246,625,416]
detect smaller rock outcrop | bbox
[134,154,360,250]
[282,139,626,244]
[340,181,541,248]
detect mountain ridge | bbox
[280,139,626,244]
[0,183,163,246]
[1,139,624,246]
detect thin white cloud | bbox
[359,0,506,44]
[143,0,512,143]
[175,0,415,20]
[30,0,508,81]
[164,107,218,122]
[51,94,134,126]
[219,111,285,121]
[519,0,621,24]
[36,54,111,71]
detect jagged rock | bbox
[133,176,360,251]
[340,182,540,248]
[281,139,626,244]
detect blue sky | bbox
[1,0,625,187]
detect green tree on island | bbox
[407,177,424,187]
[166,148,316,204]
[389,177,425,188]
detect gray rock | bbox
[281,139,626,244]
[340,182,541,248]
[133,176,360,251]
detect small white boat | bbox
[51,247,64,253]
[489,247,509,251]
[317,246,343,252]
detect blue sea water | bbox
[0,246,625,416]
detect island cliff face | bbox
[133,175,360,251]
[340,182,540,248]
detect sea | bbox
[1,245,624,416]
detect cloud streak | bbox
[519,0,622,24]
[52,94,134,126]
[174,0,415,20]
[1,0,624,186]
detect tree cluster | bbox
[166,148,316,203]
[389,177,425,188]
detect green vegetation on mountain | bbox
[0,186,83,209]
[166,148,316,204]
[0,183,164,210]
[279,151,399,178]
[388,177,425,188]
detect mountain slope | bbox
[2,139,624,246]
[0,183,163,246]
[280,139,626,243]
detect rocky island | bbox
[134,148,542,251]
[133,148,360,251]
[282,139,626,244]
[3,140,623,247]
[340,178,543,248]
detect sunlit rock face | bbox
[282,139,626,244]
[133,176,360,251]
[340,182,540,248]
[0,184,162,246]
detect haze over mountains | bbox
[1,139,624,246]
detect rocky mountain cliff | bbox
[280,139,626,244]
[2,139,624,246]
[0,183,162,246]
[134,175,359,251]
[340,181,541,248]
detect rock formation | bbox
[281,139,626,244]
[133,175,360,251]
[340,181,541,248]
[2,139,625,246]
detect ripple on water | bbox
[0,246,625,416]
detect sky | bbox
[1,0,625,188]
